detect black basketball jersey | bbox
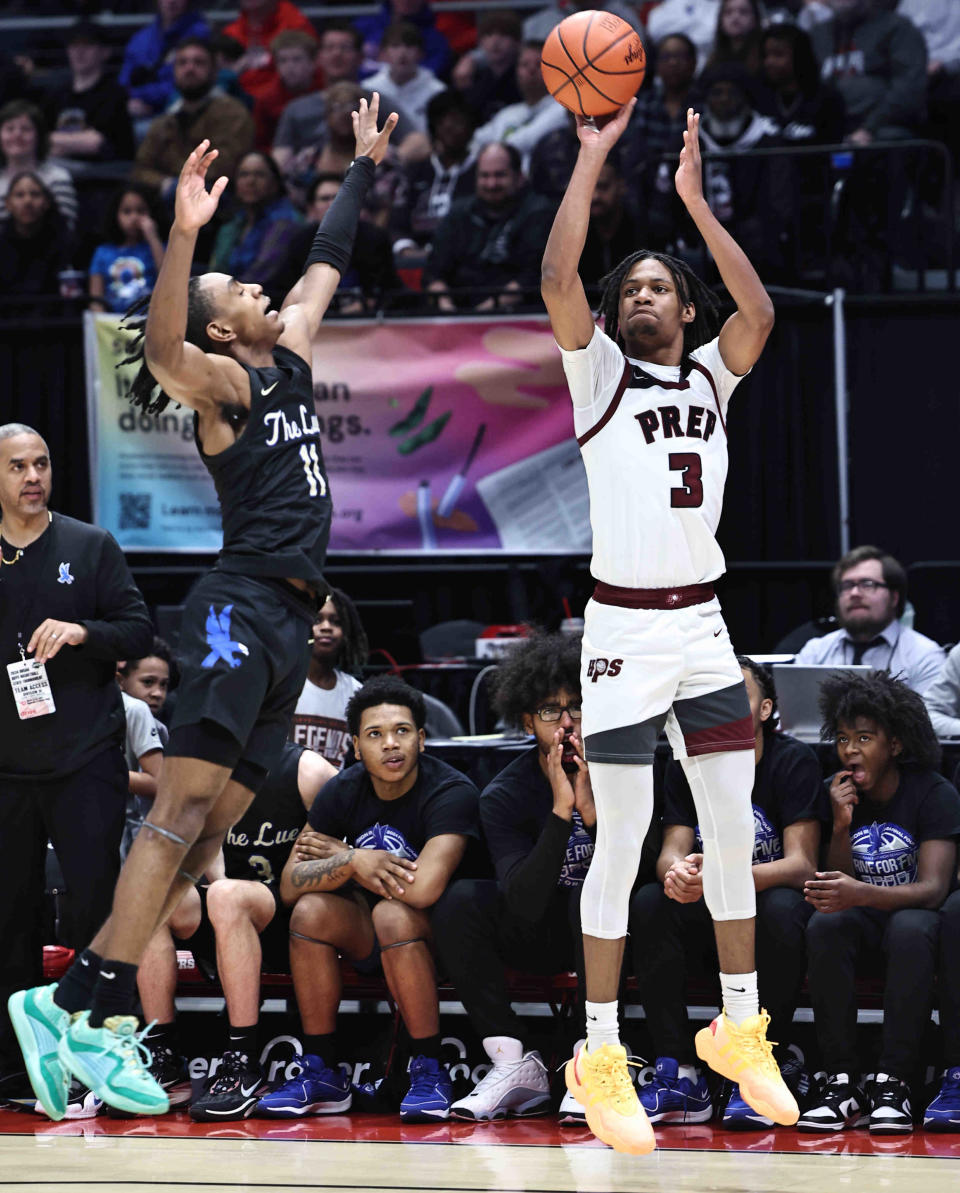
[223,741,308,886]
[199,345,331,587]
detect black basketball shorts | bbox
[169,570,314,776]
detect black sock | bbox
[88,960,139,1028]
[303,1033,338,1065]
[53,948,102,1013]
[144,1021,178,1051]
[227,1025,258,1061]
[410,1034,441,1061]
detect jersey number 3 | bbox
[669,453,703,508]
[299,443,327,498]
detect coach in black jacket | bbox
[0,423,152,1095]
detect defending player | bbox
[8,98,397,1120]
[541,104,797,1154]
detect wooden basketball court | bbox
[1,1109,958,1192]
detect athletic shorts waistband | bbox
[592,581,715,611]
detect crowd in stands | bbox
[0,0,957,311]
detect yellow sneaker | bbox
[695,1010,799,1126]
[564,1043,655,1155]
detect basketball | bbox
[540,10,646,118]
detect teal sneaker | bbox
[58,1013,169,1116]
[7,985,70,1121]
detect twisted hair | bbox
[346,674,426,736]
[818,670,941,771]
[598,250,721,373]
[736,653,777,737]
[494,630,582,729]
[118,278,217,416]
[328,587,369,676]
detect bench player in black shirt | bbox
[8,99,398,1119]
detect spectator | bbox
[799,671,960,1134]
[116,691,165,862]
[389,89,477,256]
[471,41,569,172]
[451,12,521,126]
[362,23,446,138]
[271,23,365,172]
[632,657,823,1130]
[705,0,764,75]
[431,633,601,1124]
[253,31,319,151]
[119,0,211,131]
[0,101,77,230]
[795,545,945,695]
[0,424,152,1104]
[355,0,453,81]
[222,0,317,103]
[46,21,134,165]
[898,0,960,174]
[132,38,255,203]
[116,637,174,723]
[302,81,371,179]
[157,744,336,1120]
[646,0,721,66]
[424,141,554,311]
[88,183,166,314]
[809,0,927,142]
[523,0,644,46]
[578,154,646,294]
[209,151,302,291]
[619,33,698,248]
[923,645,960,740]
[756,23,846,143]
[0,172,71,302]
[696,62,795,274]
[527,117,578,204]
[269,676,480,1121]
[290,589,368,766]
[210,33,256,110]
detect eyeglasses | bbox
[535,703,582,723]
[837,579,890,594]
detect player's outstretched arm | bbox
[280,93,398,358]
[674,109,774,375]
[144,140,237,410]
[541,100,634,351]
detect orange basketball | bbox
[541,10,646,117]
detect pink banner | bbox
[311,317,592,553]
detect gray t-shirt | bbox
[121,690,165,769]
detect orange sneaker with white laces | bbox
[564,1043,655,1155]
[695,1010,799,1126]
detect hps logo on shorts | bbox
[587,657,623,682]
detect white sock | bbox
[482,1036,523,1065]
[678,1063,699,1084]
[720,971,759,1025]
[585,1000,620,1052]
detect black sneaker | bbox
[797,1073,867,1132]
[869,1073,913,1135]
[189,1051,266,1122]
[149,1044,193,1108]
[775,1047,813,1111]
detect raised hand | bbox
[175,140,229,232]
[352,92,399,165]
[675,108,704,208]
[575,98,636,153]
[829,770,859,830]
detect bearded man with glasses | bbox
[795,545,944,695]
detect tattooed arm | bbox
[279,836,356,907]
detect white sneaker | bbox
[558,1087,587,1126]
[450,1037,551,1121]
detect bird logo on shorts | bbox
[201,605,250,669]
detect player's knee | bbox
[289,892,337,938]
[206,879,256,926]
[886,908,938,955]
[371,898,428,945]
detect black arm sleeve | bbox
[500,812,573,922]
[306,156,376,274]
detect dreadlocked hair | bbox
[818,670,941,771]
[328,587,369,677]
[118,278,217,416]
[494,630,582,730]
[598,250,721,374]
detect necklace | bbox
[0,510,51,565]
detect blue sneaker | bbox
[925,1068,960,1132]
[638,1057,713,1124]
[722,1083,774,1130]
[7,985,71,1121]
[400,1055,452,1122]
[255,1054,352,1118]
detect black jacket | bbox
[0,513,152,779]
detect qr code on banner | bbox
[119,492,151,530]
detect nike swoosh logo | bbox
[713,627,722,637]
[241,1082,261,1097]
[100,971,116,980]
[730,986,746,993]
[261,381,279,396]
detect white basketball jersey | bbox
[561,327,749,589]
